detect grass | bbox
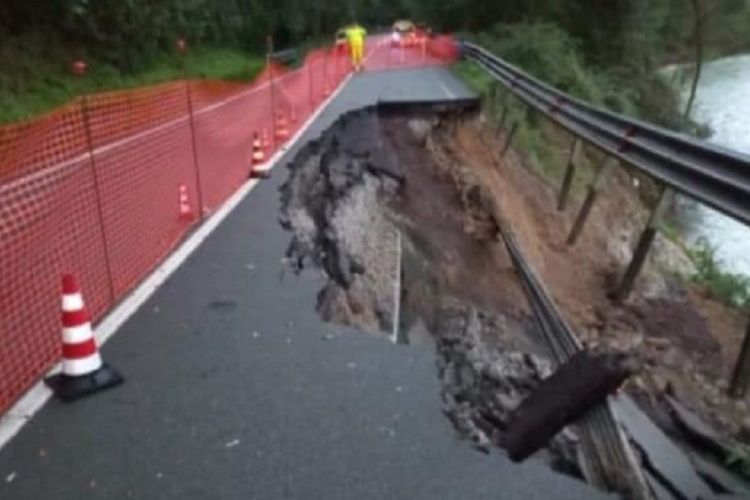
[0,46,264,124]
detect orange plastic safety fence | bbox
[364,34,459,71]
[0,35,457,414]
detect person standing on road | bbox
[345,22,367,72]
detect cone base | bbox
[45,363,124,401]
[249,168,271,179]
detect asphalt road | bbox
[0,66,609,499]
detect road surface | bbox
[0,66,609,499]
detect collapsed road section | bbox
[279,102,750,499]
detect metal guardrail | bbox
[498,218,648,497]
[462,41,750,227]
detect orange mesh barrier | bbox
[364,34,459,71]
[0,36,457,414]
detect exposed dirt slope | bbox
[438,114,749,442]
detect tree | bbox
[682,0,704,126]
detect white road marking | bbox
[391,230,402,344]
[439,81,455,99]
[0,69,353,452]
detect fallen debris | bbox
[502,351,635,462]
[614,395,715,500]
[690,452,750,497]
[665,395,733,459]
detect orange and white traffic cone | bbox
[262,128,271,152]
[178,184,193,220]
[251,132,265,166]
[45,274,123,401]
[275,111,290,142]
[249,132,270,179]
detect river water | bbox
[665,55,750,277]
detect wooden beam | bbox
[558,138,582,211]
[729,319,750,398]
[566,156,616,245]
[501,120,519,158]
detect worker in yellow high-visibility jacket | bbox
[345,23,367,72]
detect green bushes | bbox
[690,238,750,310]
[473,23,634,114]
[455,23,624,183]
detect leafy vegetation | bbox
[454,25,611,186]
[727,445,750,481]
[2,1,750,124]
[690,238,750,310]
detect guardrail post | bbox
[729,319,750,398]
[177,38,205,221]
[497,104,509,134]
[613,186,673,301]
[501,120,519,157]
[567,155,616,246]
[497,87,513,133]
[73,60,117,304]
[558,138,581,211]
[487,84,499,118]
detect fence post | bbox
[613,186,673,302]
[558,138,582,211]
[308,52,314,109]
[567,155,616,246]
[730,319,750,398]
[72,60,117,304]
[177,38,205,221]
[267,36,278,148]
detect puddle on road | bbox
[278,104,584,480]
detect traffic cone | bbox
[249,132,270,180]
[251,132,265,166]
[262,128,271,151]
[275,111,289,142]
[178,184,193,220]
[290,106,299,125]
[45,274,123,401]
